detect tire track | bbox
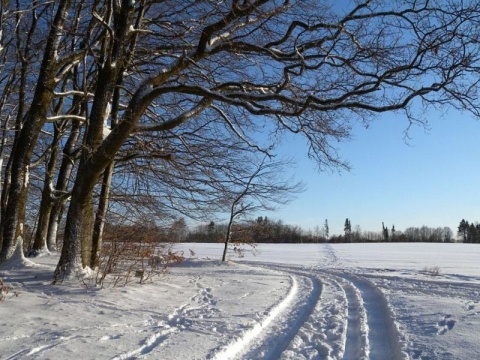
[224,263,356,360]
[342,279,369,360]
[231,248,407,360]
[335,272,408,360]
[319,244,407,360]
[259,272,321,360]
[210,264,325,360]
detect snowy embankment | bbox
[1,243,480,359]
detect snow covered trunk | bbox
[91,162,114,269]
[0,161,29,262]
[32,135,60,253]
[0,0,72,264]
[53,167,98,282]
[47,207,62,252]
[46,120,82,252]
[53,81,159,281]
[32,192,53,254]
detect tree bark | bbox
[53,165,100,282]
[46,117,82,251]
[90,162,114,269]
[32,130,61,253]
[47,205,63,252]
[222,214,235,262]
[0,0,72,263]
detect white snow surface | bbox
[1,243,480,360]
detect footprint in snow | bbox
[437,315,455,335]
[464,301,476,311]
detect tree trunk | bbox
[0,157,29,262]
[31,193,54,254]
[91,162,114,269]
[222,214,235,262]
[32,133,60,253]
[81,196,95,268]
[0,0,72,264]
[47,203,63,252]
[46,119,82,251]
[53,166,100,282]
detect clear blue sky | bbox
[267,107,480,237]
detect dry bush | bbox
[0,278,18,301]
[229,223,258,258]
[422,266,441,277]
[95,223,184,287]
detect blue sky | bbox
[268,107,480,236]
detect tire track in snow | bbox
[259,272,322,360]
[318,244,407,359]
[279,272,350,359]
[213,262,365,359]
[341,279,369,360]
[210,273,302,359]
[337,272,407,360]
[211,264,327,360]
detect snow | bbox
[1,243,480,359]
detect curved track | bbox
[211,244,407,359]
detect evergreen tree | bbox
[382,222,389,242]
[324,219,329,240]
[468,223,477,243]
[344,218,352,242]
[458,219,469,243]
[207,221,215,241]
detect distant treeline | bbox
[100,217,472,245]
[329,226,454,243]
[186,217,309,244]
[186,217,458,244]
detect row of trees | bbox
[2,1,480,280]
[334,223,454,243]
[338,219,456,243]
[186,217,458,244]
[188,217,314,244]
[97,216,470,245]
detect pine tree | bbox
[324,219,329,240]
[468,223,478,243]
[382,222,389,242]
[344,218,352,242]
[207,221,215,241]
[458,219,468,243]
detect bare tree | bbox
[221,156,303,261]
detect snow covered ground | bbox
[1,243,479,359]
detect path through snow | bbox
[212,243,407,359]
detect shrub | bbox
[422,266,441,277]
[0,278,18,301]
[95,223,184,287]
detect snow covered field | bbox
[1,243,479,359]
